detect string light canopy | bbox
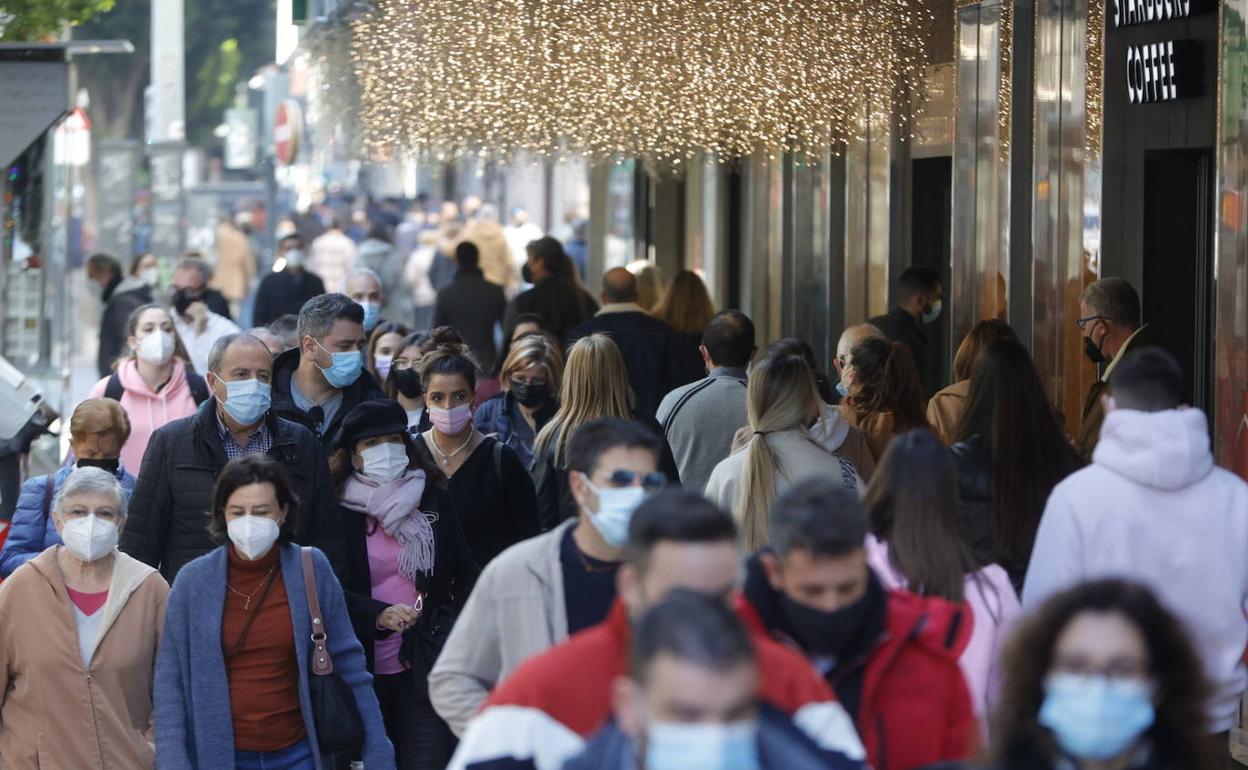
[352,0,934,166]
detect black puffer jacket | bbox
[119,400,346,582]
[948,434,996,570]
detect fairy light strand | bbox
[350,0,936,166]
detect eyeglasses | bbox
[1075,315,1107,331]
[602,469,668,492]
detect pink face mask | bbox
[429,404,472,435]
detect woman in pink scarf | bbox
[333,399,479,770]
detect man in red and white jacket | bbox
[743,479,978,770]
[447,490,867,770]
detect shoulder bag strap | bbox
[302,547,334,675]
[493,437,504,481]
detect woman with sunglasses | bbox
[417,327,540,568]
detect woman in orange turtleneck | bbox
[155,455,395,770]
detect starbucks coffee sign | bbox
[1110,0,1208,104]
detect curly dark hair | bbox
[990,579,1215,770]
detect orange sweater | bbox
[223,545,306,751]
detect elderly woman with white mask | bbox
[0,465,169,769]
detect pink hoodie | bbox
[866,534,1020,727]
[89,358,200,475]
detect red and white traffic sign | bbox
[274,99,302,166]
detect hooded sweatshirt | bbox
[1023,407,1248,732]
[89,358,199,475]
[0,547,168,769]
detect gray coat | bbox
[429,520,574,735]
[656,368,749,495]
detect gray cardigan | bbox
[154,543,394,769]
[429,520,575,736]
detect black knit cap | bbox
[334,399,409,451]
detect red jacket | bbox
[446,599,868,770]
[738,586,979,770]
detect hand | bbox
[376,604,420,633]
[186,300,208,332]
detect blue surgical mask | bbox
[645,720,760,770]
[922,299,943,324]
[1039,673,1155,761]
[579,474,646,548]
[360,301,381,332]
[315,340,364,389]
[219,378,272,426]
[835,381,848,398]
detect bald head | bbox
[836,323,885,359]
[603,267,639,304]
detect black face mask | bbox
[393,368,424,399]
[77,457,120,475]
[171,287,200,317]
[781,582,876,660]
[521,263,535,284]
[510,380,550,408]
[1083,334,1107,365]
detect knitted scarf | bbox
[341,469,435,581]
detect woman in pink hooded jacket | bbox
[864,429,1020,732]
[89,304,208,474]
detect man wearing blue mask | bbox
[344,267,386,335]
[271,292,385,447]
[120,333,346,582]
[430,417,663,736]
[565,591,848,770]
[868,266,943,397]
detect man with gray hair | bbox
[1074,276,1149,458]
[270,293,385,446]
[832,323,885,404]
[171,257,240,373]
[121,332,345,581]
[344,266,386,334]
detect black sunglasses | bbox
[604,469,668,492]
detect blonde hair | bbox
[500,334,565,394]
[627,260,664,311]
[736,351,822,551]
[653,270,716,334]
[70,397,132,446]
[534,334,633,466]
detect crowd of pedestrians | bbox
[0,196,1245,770]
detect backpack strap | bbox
[186,372,211,405]
[493,437,505,482]
[103,373,124,402]
[41,474,53,524]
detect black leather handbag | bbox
[301,547,365,755]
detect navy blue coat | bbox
[567,309,680,419]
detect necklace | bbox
[427,430,474,466]
[227,565,278,610]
